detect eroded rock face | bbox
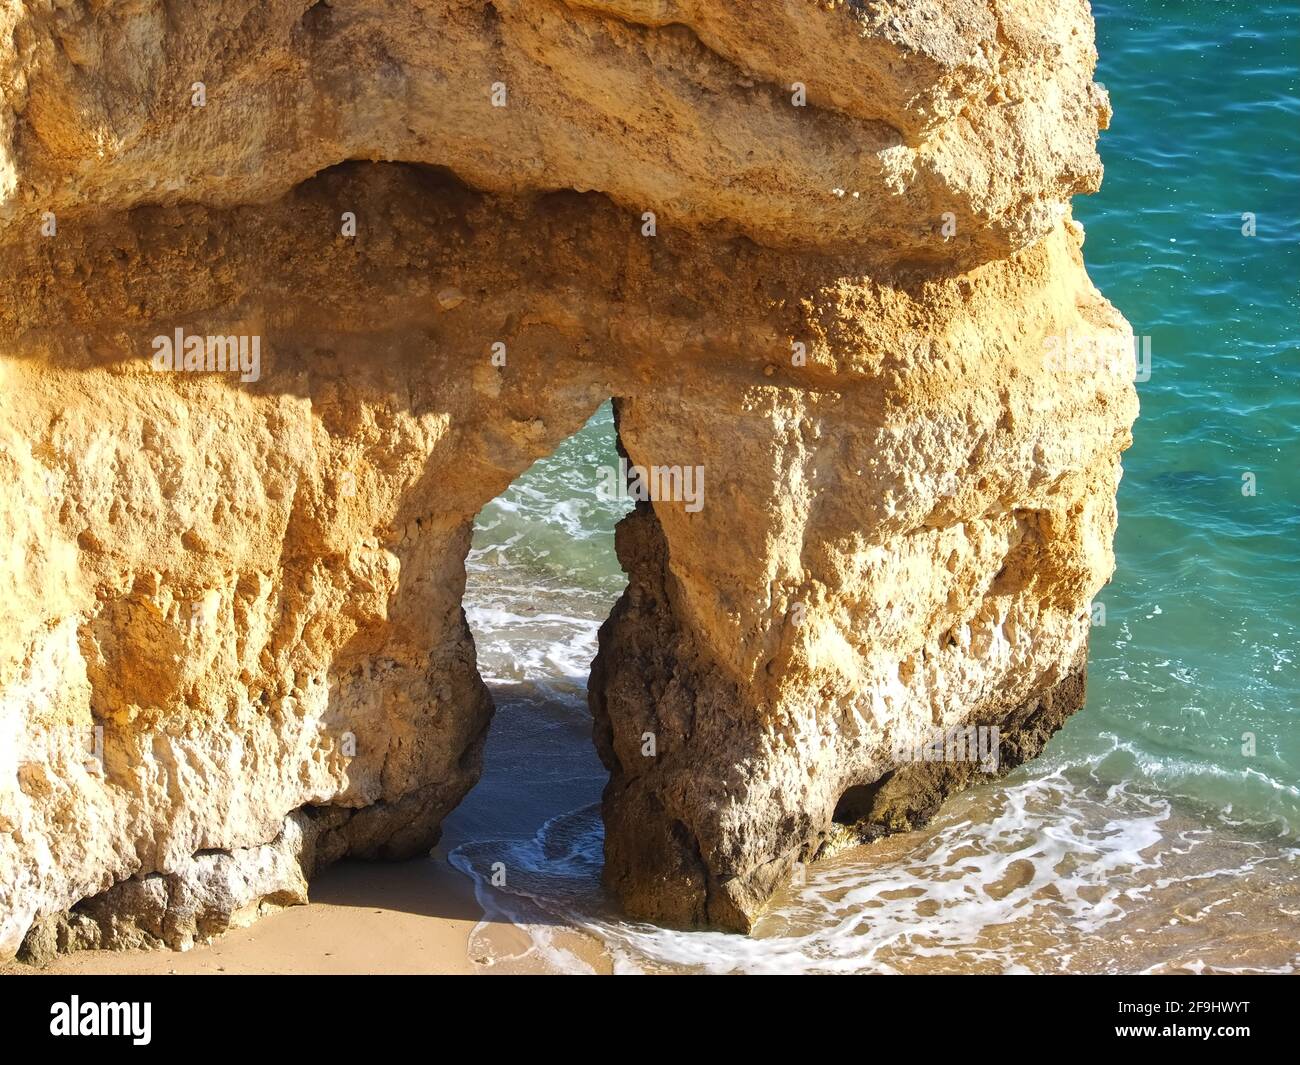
[0,0,1135,956]
[0,0,1110,266]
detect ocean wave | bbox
[450,770,1300,975]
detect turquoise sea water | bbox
[451,1,1300,973]
[1069,0,1300,830]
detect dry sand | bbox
[1,846,482,976]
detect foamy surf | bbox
[450,771,1300,975]
[456,402,1300,976]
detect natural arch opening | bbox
[447,400,632,859]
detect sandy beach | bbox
[1,848,482,976]
[3,682,614,977]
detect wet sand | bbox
[6,780,1298,977]
[6,691,1296,976]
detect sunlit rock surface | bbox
[0,0,1134,956]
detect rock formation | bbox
[0,0,1136,958]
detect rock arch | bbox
[0,0,1135,959]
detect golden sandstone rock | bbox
[0,0,1135,957]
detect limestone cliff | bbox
[0,0,1135,957]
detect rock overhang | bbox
[1,0,1109,268]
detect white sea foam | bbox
[450,770,1300,975]
[454,401,1300,976]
